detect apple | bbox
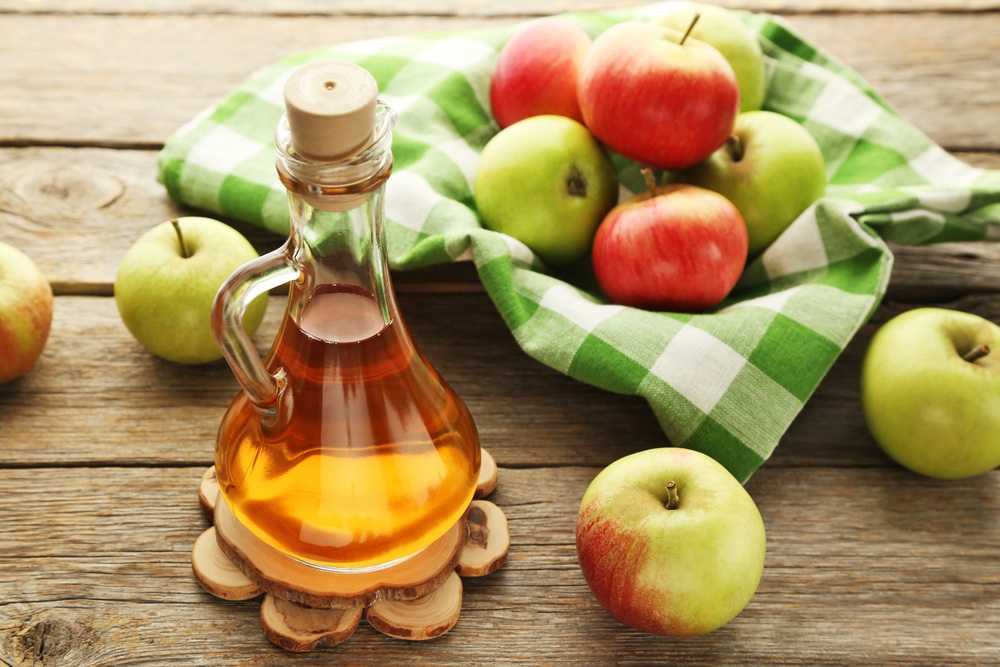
[653,2,767,113]
[489,17,592,128]
[577,20,739,171]
[675,110,826,257]
[0,242,54,384]
[576,447,766,636]
[115,217,268,365]
[474,115,619,267]
[591,176,747,312]
[860,307,1000,479]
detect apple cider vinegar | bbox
[210,61,481,574]
[216,284,480,570]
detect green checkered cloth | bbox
[157,6,1000,482]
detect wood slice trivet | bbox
[191,447,509,650]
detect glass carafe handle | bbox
[212,247,298,409]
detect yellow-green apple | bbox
[115,217,267,364]
[474,115,618,267]
[577,20,739,171]
[576,447,766,636]
[489,17,592,128]
[860,308,1000,479]
[652,2,766,113]
[676,110,826,256]
[591,176,747,312]
[0,242,53,384]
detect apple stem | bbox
[641,168,659,197]
[962,344,991,363]
[171,219,191,259]
[664,481,680,510]
[726,135,745,163]
[679,12,701,46]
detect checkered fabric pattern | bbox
[157,5,1000,482]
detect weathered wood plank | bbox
[0,466,996,665]
[0,0,997,16]
[0,147,486,295]
[1,13,998,150]
[1,147,998,298]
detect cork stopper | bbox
[283,61,379,162]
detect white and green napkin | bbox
[157,5,1000,482]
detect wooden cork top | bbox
[282,61,378,162]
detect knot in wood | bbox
[12,613,98,665]
[466,505,490,549]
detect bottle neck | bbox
[274,105,398,328]
[284,184,394,327]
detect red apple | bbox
[490,17,592,128]
[578,20,739,171]
[0,241,54,384]
[592,176,747,313]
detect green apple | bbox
[576,447,766,636]
[115,217,267,364]
[653,2,767,113]
[0,241,54,384]
[474,115,618,267]
[676,110,826,257]
[860,308,1000,479]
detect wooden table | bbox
[2,1,999,664]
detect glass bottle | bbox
[210,61,481,573]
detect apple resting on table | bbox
[576,448,767,636]
[591,175,747,313]
[474,115,619,268]
[653,2,767,113]
[860,307,1000,479]
[489,17,593,129]
[676,110,827,257]
[115,217,268,365]
[577,20,739,171]
[0,241,54,384]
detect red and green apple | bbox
[591,177,747,313]
[0,241,54,384]
[489,17,593,129]
[576,447,767,636]
[577,20,739,171]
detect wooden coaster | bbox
[191,527,263,601]
[192,447,510,651]
[366,571,462,640]
[260,594,363,651]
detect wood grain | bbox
[1,0,997,16]
[1,13,998,150]
[0,466,996,666]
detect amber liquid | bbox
[215,284,480,570]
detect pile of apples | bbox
[474,2,827,313]
[474,2,1000,640]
